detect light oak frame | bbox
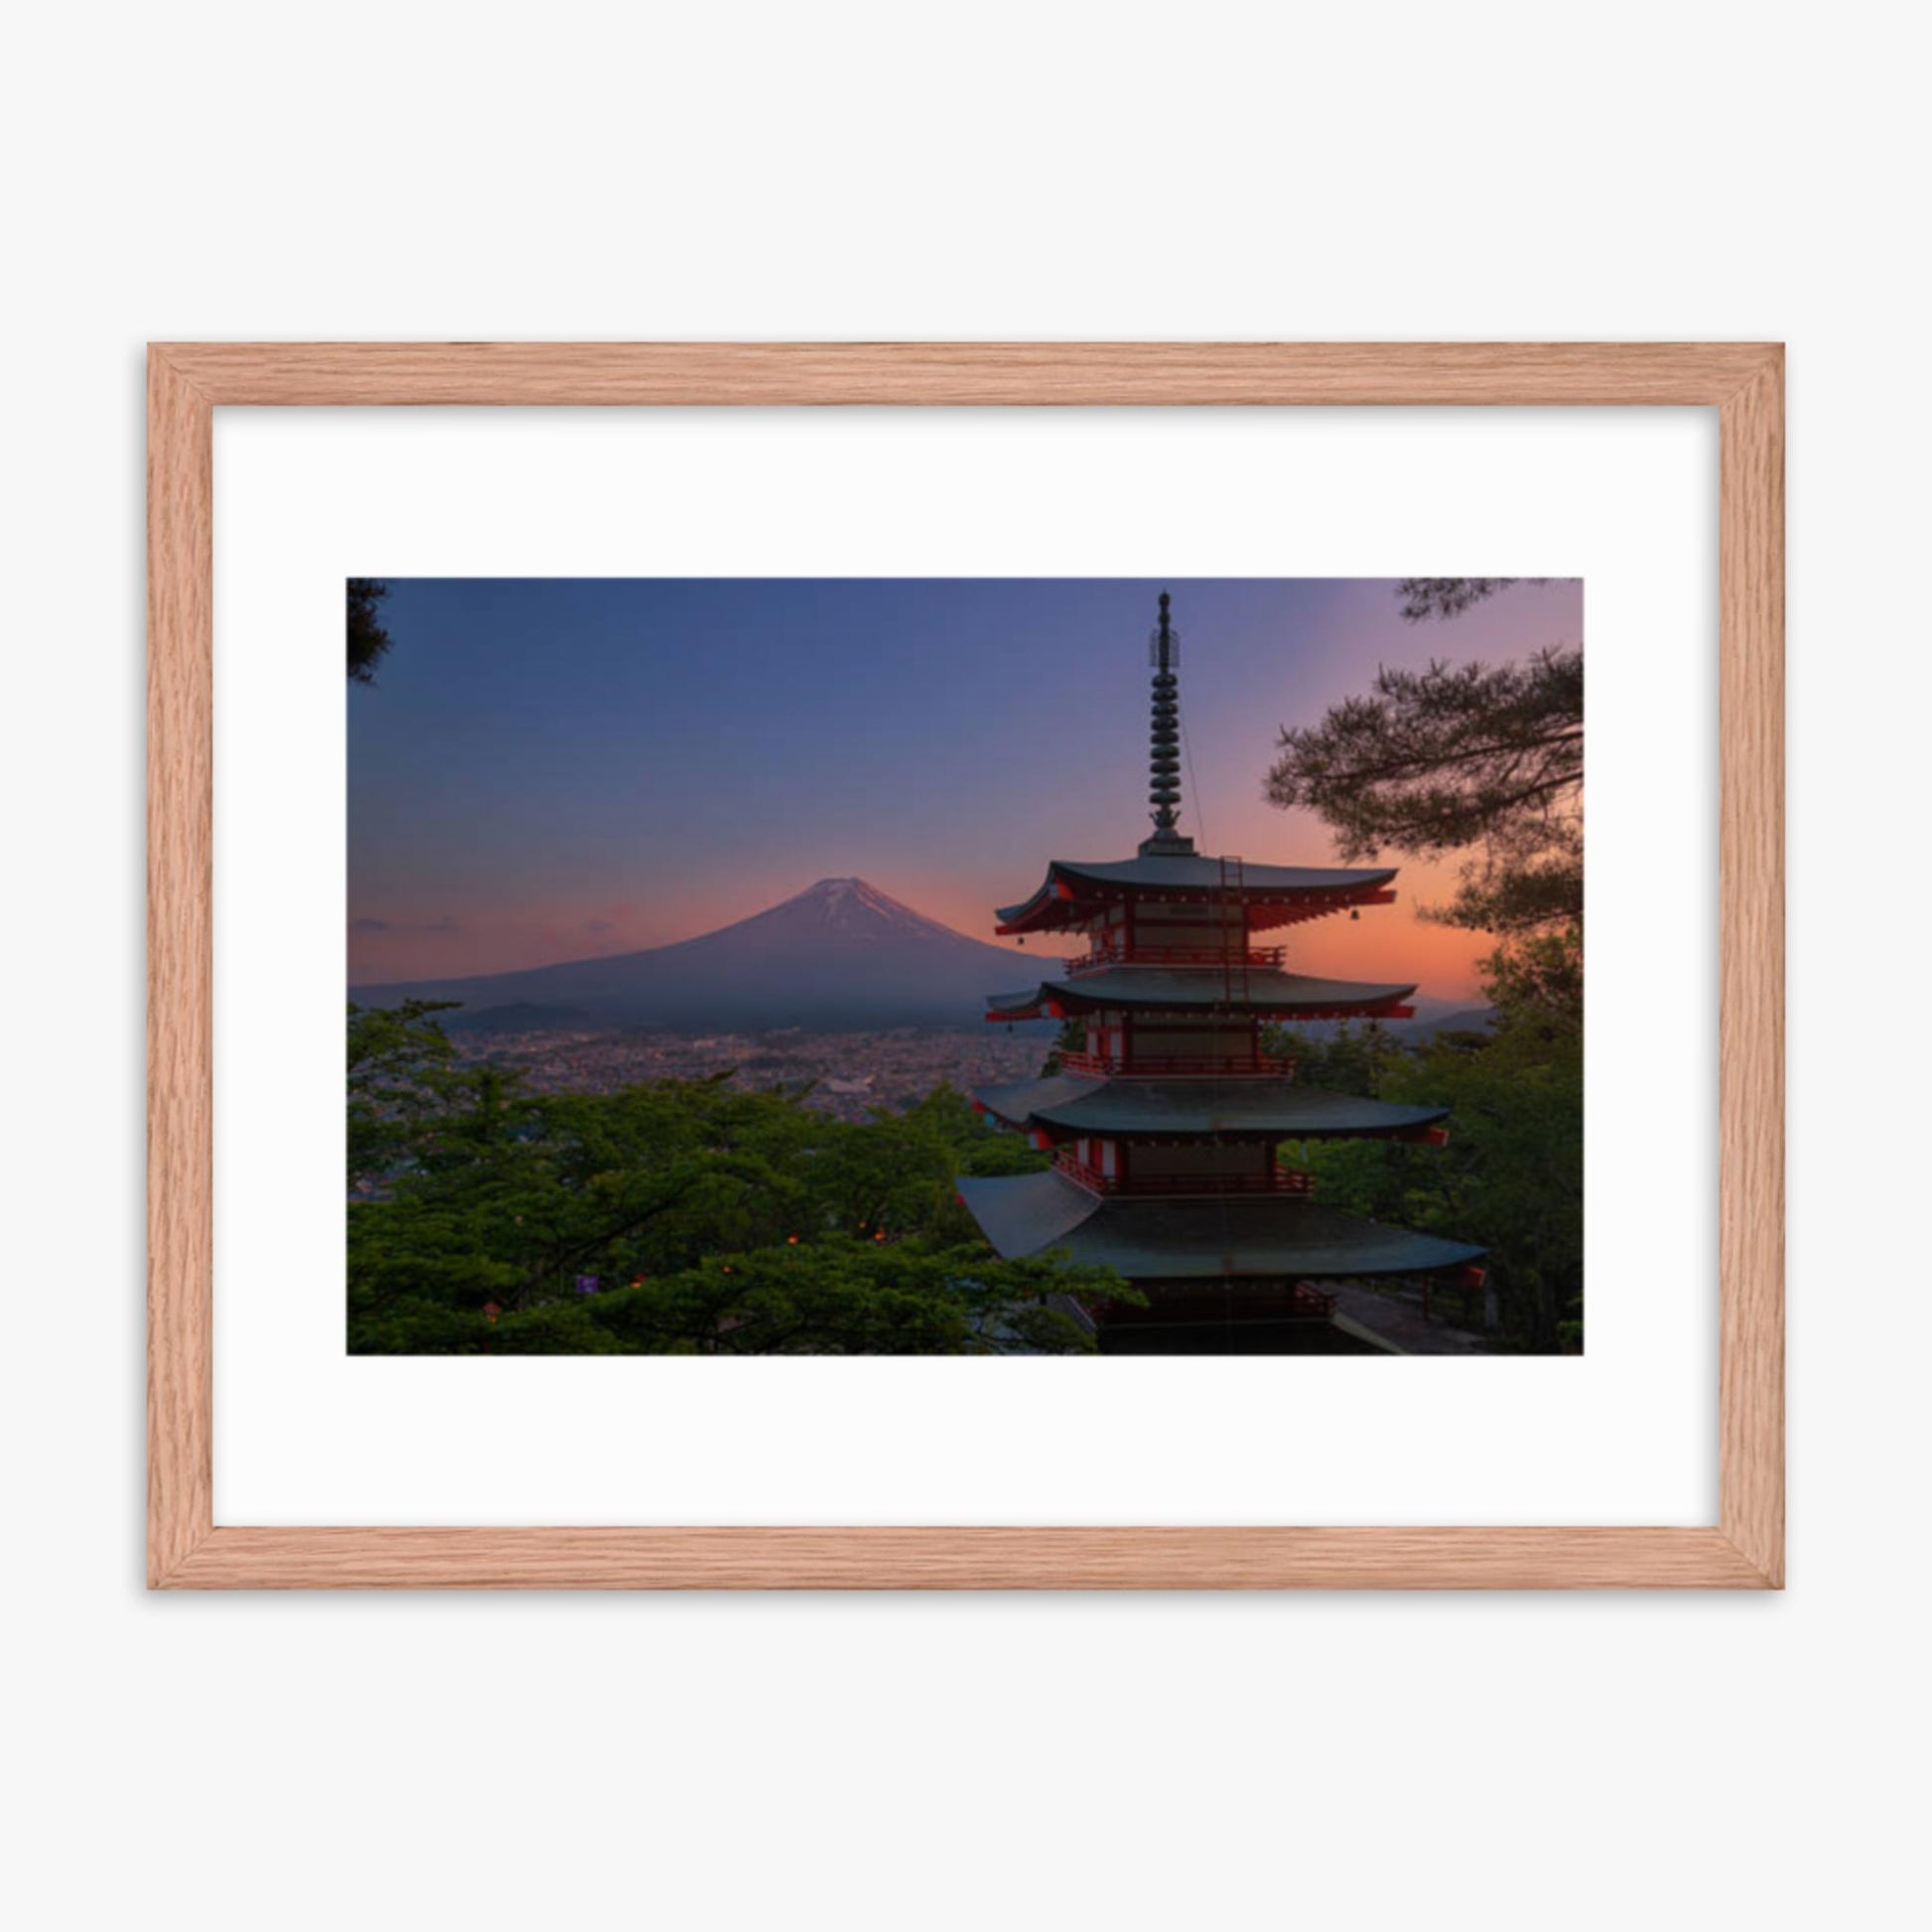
[148,343,1784,1589]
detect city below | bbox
[450,1020,1050,1122]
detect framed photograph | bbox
[149,343,1782,1587]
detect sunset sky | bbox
[348,577,1583,1002]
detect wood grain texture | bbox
[1718,357,1787,1587]
[147,349,215,1583]
[163,1526,1772,1590]
[144,342,1786,1589]
[151,341,1776,408]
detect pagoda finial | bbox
[1141,590,1194,855]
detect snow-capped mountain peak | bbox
[351,875,1050,1028]
[765,876,965,941]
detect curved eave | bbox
[955,1171,1484,1281]
[973,1075,1450,1142]
[985,967,1417,1024]
[995,857,1399,935]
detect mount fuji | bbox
[350,878,1058,1031]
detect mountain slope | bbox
[350,878,1055,1030]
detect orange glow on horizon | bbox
[345,859,1495,1007]
[348,578,1580,1006]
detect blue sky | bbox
[348,577,1583,998]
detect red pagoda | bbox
[957,592,1484,1353]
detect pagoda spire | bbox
[1142,590,1195,856]
[961,584,1481,1354]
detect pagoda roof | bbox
[955,1170,1484,1282]
[974,1073,1449,1140]
[985,965,1417,1022]
[996,855,1397,934]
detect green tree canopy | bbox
[1267,1007,1583,1353]
[346,1006,1133,1355]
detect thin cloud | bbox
[349,915,462,936]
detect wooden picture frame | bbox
[148,343,1783,1589]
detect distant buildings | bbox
[447,1025,1043,1122]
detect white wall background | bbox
[212,410,1718,1531]
[4,5,1923,1929]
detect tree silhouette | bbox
[1395,578,1521,621]
[346,578,392,683]
[1265,583,1581,937]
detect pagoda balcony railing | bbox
[1055,1152,1315,1197]
[1057,1049,1298,1080]
[1062,942,1287,974]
